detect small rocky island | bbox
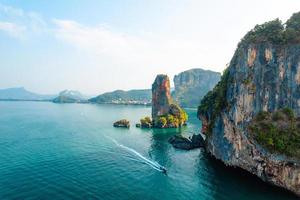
[138,74,188,128]
[168,134,205,150]
[113,119,130,128]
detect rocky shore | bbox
[168,134,205,150]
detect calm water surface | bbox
[0,102,297,199]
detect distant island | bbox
[0,68,221,107]
[52,90,88,103]
[89,89,151,105]
[0,87,55,101]
[172,68,220,108]
[89,68,221,107]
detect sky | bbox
[0,0,300,95]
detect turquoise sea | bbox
[0,101,297,199]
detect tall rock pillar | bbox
[151,75,172,118]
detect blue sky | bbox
[0,0,300,95]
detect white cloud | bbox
[53,19,150,61]
[53,19,208,71]
[51,18,216,93]
[0,3,46,39]
[0,21,26,38]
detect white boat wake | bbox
[107,137,167,173]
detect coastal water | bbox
[0,101,297,200]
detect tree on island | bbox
[139,74,188,129]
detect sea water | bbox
[0,102,297,199]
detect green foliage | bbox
[255,111,269,121]
[89,89,151,104]
[239,19,284,46]
[197,68,231,133]
[155,116,167,128]
[140,116,152,128]
[282,107,295,120]
[249,109,300,158]
[141,103,188,129]
[242,78,251,85]
[285,12,300,43]
[166,114,175,124]
[238,12,300,46]
[178,107,188,124]
[144,116,152,124]
[272,111,284,121]
[152,106,188,128]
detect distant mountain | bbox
[89,89,151,105]
[52,90,88,103]
[172,68,221,108]
[89,69,220,107]
[0,87,54,101]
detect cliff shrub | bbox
[140,116,152,128]
[249,109,300,158]
[285,12,300,43]
[256,111,269,121]
[149,105,188,128]
[155,117,167,128]
[197,68,231,133]
[282,107,294,120]
[239,19,284,46]
[238,12,300,47]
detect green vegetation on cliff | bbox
[140,104,188,128]
[239,12,300,47]
[249,108,300,158]
[198,11,300,134]
[197,68,231,133]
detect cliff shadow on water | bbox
[196,154,299,200]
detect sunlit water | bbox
[0,102,297,199]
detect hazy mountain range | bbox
[0,87,55,101]
[89,89,151,105]
[0,68,221,107]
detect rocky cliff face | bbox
[173,68,220,108]
[150,74,188,128]
[152,75,172,118]
[198,13,300,196]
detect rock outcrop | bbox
[152,75,172,118]
[113,119,130,128]
[168,134,205,150]
[150,75,188,128]
[198,12,300,196]
[173,68,220,108]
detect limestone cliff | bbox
[173,68,220,108]
[152,75,172,118]
[148,74,188,128]
[198,12,300,196]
